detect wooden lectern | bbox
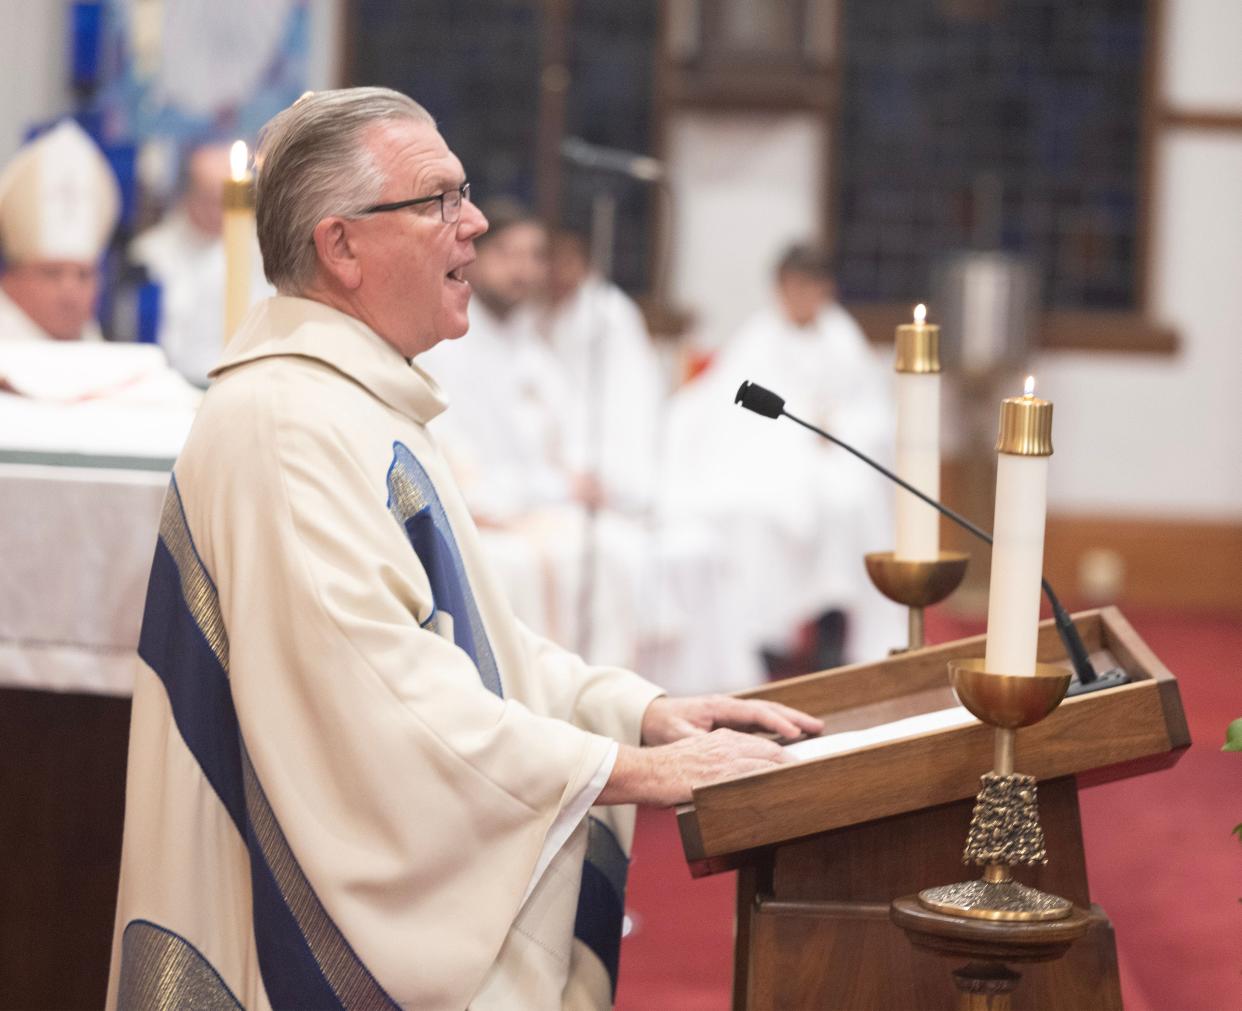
[677,607,1188,1010]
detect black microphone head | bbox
[735,381,785,419]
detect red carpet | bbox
[615,610,1242,1010]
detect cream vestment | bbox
[108,296,663,1010]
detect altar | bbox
[0,391,188,1008]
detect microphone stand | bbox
[573,189,617,659]
[562,141,667,661]
[738,383,1126,695]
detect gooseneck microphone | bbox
[734,381,1124,692]
[560,137,665,183]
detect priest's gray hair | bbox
[256,87,434,292]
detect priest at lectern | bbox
[107,87,822,1011]
[0,120,120,344]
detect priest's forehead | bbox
[368,119,465,196]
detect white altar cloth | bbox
[0,390,191,697]
[0,463,168,696]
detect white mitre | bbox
[0,120,120,265]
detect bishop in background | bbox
[0,120,119,344]
[107,87,822,1010]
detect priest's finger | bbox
[761,700,824,736]
[671,716,710,739]
[735,699,823,738]
[713,698,806,740]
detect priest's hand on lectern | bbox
[597,695,824,807]
[640,694,823,745]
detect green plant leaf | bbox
[1234,824,1242,845]
[1223,718,1242,752]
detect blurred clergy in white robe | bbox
[419,203,654,669]
[130,142,274,385]
[664,243,904,669]
[0,120,119,344]
[108,87,821,1011]
[539,227,664,511]
[538,227,762,693]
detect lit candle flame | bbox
[229,140,249,182]
[1024,374,1036,397]
[913,303,927,325]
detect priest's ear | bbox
[310,216,363,290]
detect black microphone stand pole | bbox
[573,187,617,659]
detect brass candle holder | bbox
[222,171,255,211]
[864,550,969,650]
[918,659,1073,922]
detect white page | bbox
[784,706,979,762]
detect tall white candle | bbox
[223,140,254,342]
[894,304,941,561]
[984,376,1053,675]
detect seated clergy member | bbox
[0,120,119,343]
[108,87,821,1011]
[539,226,665,513]
[419,203,655,669]
[663,243,903,670]
[130,141,273,385]
[418,201,575,523]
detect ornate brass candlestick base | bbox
[891,896,1090,1011]
[918,659,1073,922]
[864,550,969,650]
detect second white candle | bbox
[984,450,1049,676]
[983,379,1053,676]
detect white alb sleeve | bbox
[520,740,618,905]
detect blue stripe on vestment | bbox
[385,441,503,697]
[133,476,397,1010]
[574,816,630,996]
[383,445,634,991]
[139,533,245,833]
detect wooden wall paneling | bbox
[940,458,1238,614]
[1041,514,1242,613]
[0,689,131,1010]
[848,302,1180,354]
[1161,109,1242,131]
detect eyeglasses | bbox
[359,181,471,224]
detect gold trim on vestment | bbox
[160,485,229,672]
[117,920,241,1011]
[241,747,393,1010]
